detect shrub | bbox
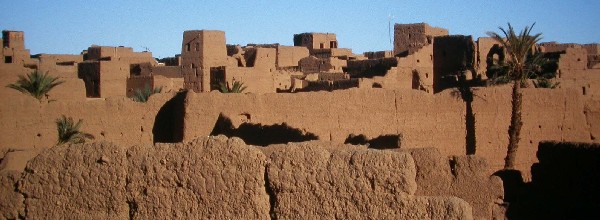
[56,115,94,145]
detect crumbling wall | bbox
[393,23,448,56]
[264,141,473,219]
[473,86,591,179]
[2,137,478,219]
[405,148,505,220]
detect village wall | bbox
[183,88,467,157]
[0,93,177,151]
[473,86,591,179]
[184,86,592,178]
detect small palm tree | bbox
[131,84,162,103]
[219,80,247,93]
[56,115,94,145]
[6,70,64,101]
[487,23,543,169]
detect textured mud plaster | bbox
[0,170,24,219]
[406,148,505,220]
[265,142,473,219]
[126,136,270,219]
[18,142,129,219]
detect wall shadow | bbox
[344,134,402,150]
[152,91,186,143]
[210,114,319,146]
[495,141,600,219]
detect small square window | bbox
[4,56,12,63]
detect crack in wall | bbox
[263,164,277,220]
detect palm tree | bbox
[131,84,162,103]
[56,115,94,145]
[487,23,543,169]
[219,80,247,93]
[6,70,64,101]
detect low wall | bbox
[1,137,484,219]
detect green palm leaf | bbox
[56,115,94,145]
[6,70,64,100]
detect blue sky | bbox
[2,1,599,58]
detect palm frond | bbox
[131,84,162,103]
[218,80,247,93]
[487,23,544,83]
[6,70,64,100]
[56,115,94,145]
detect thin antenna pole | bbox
[388,14,395,49]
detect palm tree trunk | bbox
[505,79,523,169]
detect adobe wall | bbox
[475,37,500,78]
[251,47,276,71]
[293,33,337,51]
[276,45,309,68]
[222,66,276,94]
[126,76,154,97]
[185,86,592,178]
[404,148,505,219]
[99,61,129,98]
[473,86,591,179]
[558,47,588,75]
[0,136,480,219]
[364,50,393,59]
[154,75,184,93]
[181,30,228,69]
[393,23,448,56]
[396,43,435,92]
[0,92,178,151]
[183,88,467,157]
[433,35,476,92]
[35,54,83,77]
[86,46,155,65]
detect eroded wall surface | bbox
[1,136,479,219]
